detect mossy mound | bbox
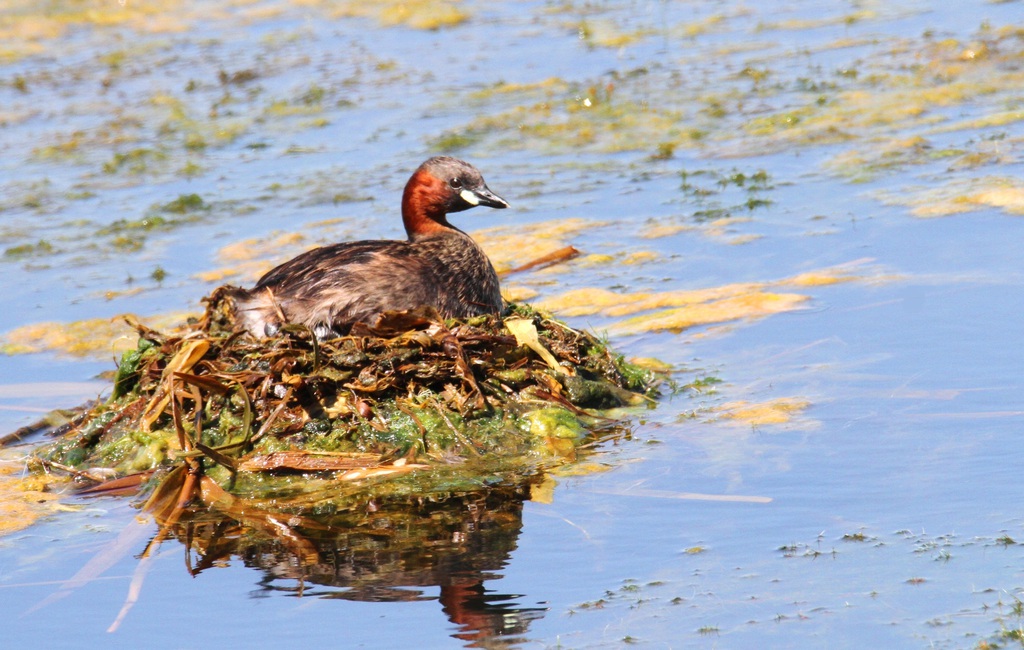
[31,290,660,509]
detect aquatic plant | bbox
[30,291,659,513]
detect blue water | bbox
[2,1,1024,647]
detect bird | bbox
[227,156,509,338]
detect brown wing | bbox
[250,240,440,334]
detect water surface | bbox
[2,1,1023,647]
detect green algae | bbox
[4,239,54,259]
[0,2,1020,643]
[30,294,660,508]
[111,337,157,400]
[3,0,1014,205]
[424,15,1024,212]
[0,191,214,266]
[431,77,689,154]
[102,148,168,175]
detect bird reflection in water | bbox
[165,480,547,646]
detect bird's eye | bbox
[449,177,463,190]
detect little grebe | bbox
[229,156,509,338]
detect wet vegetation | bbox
[1,0,1023,646]
[0,192,216,263]
[6,292,660,629]
[29,294,658,512]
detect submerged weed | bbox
[102,148,167,175]
[160,193,207,214]
[4,239,54,259]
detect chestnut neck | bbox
[401,170,457,240]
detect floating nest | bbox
[12,291,662,619]
[28,289,661,515]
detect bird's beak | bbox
[461,185,509,209]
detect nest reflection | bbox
[162,479,546,645]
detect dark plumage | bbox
[228,156,509,338]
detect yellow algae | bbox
[574,253,617,266]
[147,91,250,146]
[442,94,687,155]
[975,186,1024,214]
[32,131,86,161]
[727,234,763,245]
[604,284,764,317]
[194,260,273,284]
[306,217,353,228]
[714,398,812,426]
[930,110,1024,134]
[237,4,287,21]
[610,292,808,335]
[638,217,761,242]
[627,357,675,373]
[705,216,753,234]
[196,232,313,283]
[0,15,67,62]
[946,147,1012,171]
[877,177,1024,218]
[549,462,615,478]
[690,323,738,340]
[578,20,652,48]
[786,268,862,286]
[217,232,307,262]
[503,286,540,303]
[814,36,878,52]
[0,109,35,129]
[0,1,223,60]
[2,318,137,357]
[538,281,773,318]
[535,263,871,332]
[745,65,1011,155]
[779,262,873,287]
[523,250,658,277]
[472,77,567,100]
[620,251,660,265]
[640,223,692,239]
[402,18,1024,163]
[380,2,467,29]
[29,84,249,172]
[536,287,649,317]
[0,451,72,537]
[264,98,328,119]
[757,11,875,32]
[828,90,926,128]
[826,136,935,181]
[676,14,726,39]
[299,0,469,30]
[749,61,1024,153]
[473,217,607,272]
[1,312,192,358]
[634,219,765,243]
[743,106,818,137]
[909,199,975,218]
